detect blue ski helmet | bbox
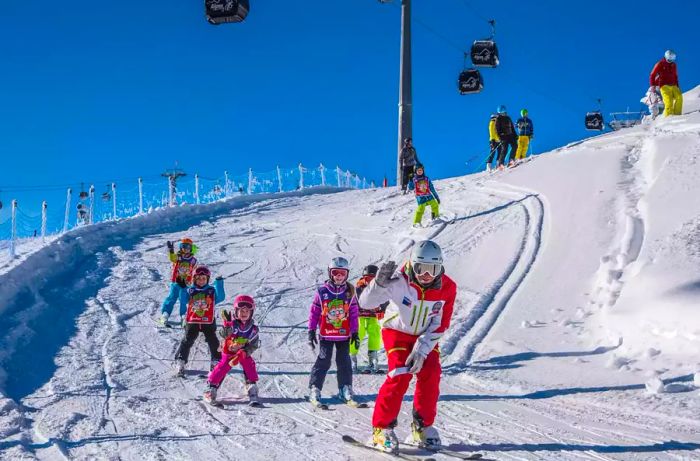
[520,108,528,117]
[497,105,507,114]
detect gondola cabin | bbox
[205,0,249,25]
[470,40,499,68]
[585,112,604,131]
[458,69,484,95]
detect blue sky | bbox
[1,0,699,222]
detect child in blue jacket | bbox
[408,164,441,227]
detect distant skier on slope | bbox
[649,49,683,117]
[307,257,361,407]
[359,240,457,453]
[515,108,534,163]
[173,265,225,377]
[204,294,261,406]
[159,238,198,327]
[486,113,500,172]
[400,138,420,194]
[408,164,441,228]
[495,105,518,169]
[351,265,389,374]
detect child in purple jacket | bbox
[307,257,360,407]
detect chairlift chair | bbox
[458,68,484,95]
[205,0,249,25]
[470,20,499,68]
[585,112,604,131]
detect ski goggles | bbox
[330,268,349,278]
[179,243,192,251]
[413,262,442,277]
[235,301,254,310]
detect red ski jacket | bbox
[649,59,678,88]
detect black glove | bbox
[221,309,232,323]
[308,330,318,350]
[437,198,441,204]
[351,332,360,350]
[376,261,397,287]
[166,241,174,251]
[176,278,187,288]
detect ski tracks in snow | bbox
[442,181,545,370]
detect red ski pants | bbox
[372,329,441,428]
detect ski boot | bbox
[367,350,380,374]
[410,420,442,450]
[309,386,322,406]
[372,427,399,454]
[246,382,261,406]
[339,385,355,403]
[174,359,186,377]
[203,386,217,404]
[351,354,359,373]
[158,313,168,327]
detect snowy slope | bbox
[2,89,700,460]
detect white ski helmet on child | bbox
[664,49,676,62]
[410,240,443,279]
[328,256,350,281]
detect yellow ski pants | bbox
[414,199,440,225]
[516,135,530,160]
[660,85,683,116]
[350,317,382,355]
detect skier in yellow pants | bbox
[515,109,534,162]
[409,164,441,228]
[650,50,683,116]
[352,265,388,373]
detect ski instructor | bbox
[359,240,457,454]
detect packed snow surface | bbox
[2,90,700,460]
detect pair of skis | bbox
[309,396,370,410]
[342,435,484,460]
[202,395,264,408]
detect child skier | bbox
[204,294,261,406]
[159,238,198,327]
[359,240,457,453]
[408,164,441,228]
[174,265,225,377]
[351,265,387,374]
[308,257,360,407]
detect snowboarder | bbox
[400,138,419,194]
[159,238,198,327]
[351,265,388,374]
[308,257,360,407]
[408,164,440,228]
[204,294,261,406]
[649,49,682,117]
[359,240,457,454]
[495,105,518,169]
[486,113,500,171]
[173,265,225,377]
[515,109,534,163]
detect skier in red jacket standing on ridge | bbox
[649,49,682,117]
[359,240,457,454]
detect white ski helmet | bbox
[328,256,350,281]
[410,240,444,280]
[664,49,676,62]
